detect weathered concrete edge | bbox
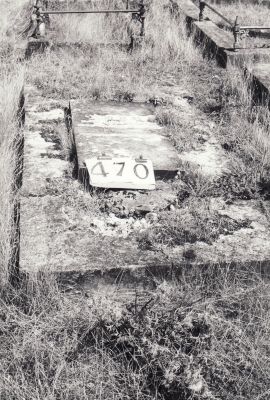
[52,260,270,295]
[19,261,270,295]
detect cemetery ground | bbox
[1,0,270,398]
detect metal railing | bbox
[30,0,146,45]
[199,0,270,51]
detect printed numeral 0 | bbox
[133,163,149,179]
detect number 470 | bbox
[91,161,149,179]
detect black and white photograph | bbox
[0,0,270,398]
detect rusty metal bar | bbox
[199,1,233,27]
[41,9,140,14]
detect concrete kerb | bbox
[25,37,51,59]
[56,260,270,299]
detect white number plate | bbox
[85,157,156,190]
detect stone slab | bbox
[177,0,200,20]
[225,48,270,66]
[19,90,178,275]
[20,194,172,274]
[70,100,180,181]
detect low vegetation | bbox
[1,264,270,399]
[1,0,270,398]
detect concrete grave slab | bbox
[19,88,270,297]
[69,100,180,183]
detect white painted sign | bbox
[85,156,156,190]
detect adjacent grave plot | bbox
[197,0,270,49]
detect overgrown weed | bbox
[137,199,251,250]
[190,59,270,199]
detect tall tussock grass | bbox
[206,64,270,198]
[0,64,24,287]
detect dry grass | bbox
[197,0,270,28]
[1,266,270,399]
[25,0,200,101]
[206,64,270,197]
[0,62,24,287]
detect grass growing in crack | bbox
[137,199,251,250]
[155,106,201,153]
[188,60,270,200]
[215,71,270,198]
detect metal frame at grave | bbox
[199,0,270,51]
[31,0,146,49]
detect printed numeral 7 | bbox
[114,162,125,176]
